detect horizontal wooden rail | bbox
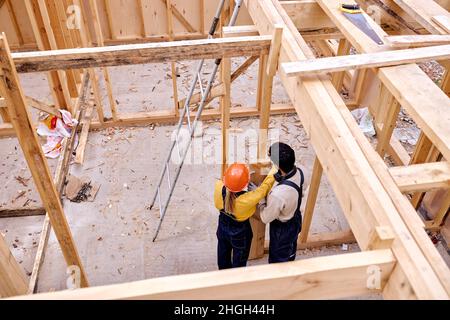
[11,250,395,300]
[385,35,450,48]
[390,162,450,193]
[282,44,450,77]
[13,36,272,73]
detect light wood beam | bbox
[0,34,88,288]
[13,250,396,300]
[13,36,272,73]
[390,162,450,193]
[282,44,450,77]
[299,157,323,243]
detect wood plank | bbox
[393,0,450,34]
[385,35,450,48]
[282,44,450,77]
[28,72,91,294]
[299,157,323,243]
[12,250,396,300]
[390,162,450,193]
[432,15,450,34]
[26,96,60,117]
[0,233,27,298]
[0,206,46,218]
[0,35,88,288]
[280,0,335,31]
[259,26,283,160]
[90,104,296,129]
[13,36,272,73]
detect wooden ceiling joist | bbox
[13,35,272,73]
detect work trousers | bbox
[217,213,253,270]
[269,211,302,264]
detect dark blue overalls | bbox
[216,187,253,270]
[269,168,304,264]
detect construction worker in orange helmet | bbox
[214,163,276,270]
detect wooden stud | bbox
[375,86,401,158]
[0,34,88,288]
[89,0,118,121]
[331,39,351,91]
[299,157,323,243]
[28,72,91,294]
[258,25,283,161]
[368,226,396,250]
[24,0,70,110]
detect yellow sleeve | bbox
[234,174,276,221]
[214,180,224,211]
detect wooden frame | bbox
[0,0,449,300]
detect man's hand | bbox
[268,164,278,176]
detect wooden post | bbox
[258,26,283,161]
[299,157,323,243]
[89,0,118,120]
[24,0,71,111]
[376,86,401,158]
[0,233,28,298]
[165,0,180,116]
[0,34,88,288]
[221,57,231,176]
[331,39,351,91]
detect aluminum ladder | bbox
[149,0,244,242]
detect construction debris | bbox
[64,175,100,203]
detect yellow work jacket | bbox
[214,174,275,222]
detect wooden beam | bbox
[258,26,283,160]
[0,206,46,218]
[0,233,27,298]
[375,86,401,158]
[390,162,450,193]
[87,0,117,121]
[28,72,91,294]
[13,250,396,300]
[13,36,272,73]
[299,157,323,243]
[0,34,88,288]
[432,15,450,34]
[280,0,336,31]
[392,0,450,34]
[282,44,450,77]
[317,0,450,296]
[385,35,450,48]
[26,96,60,117]
[90,104,296,130]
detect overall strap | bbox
[278,168,304,212]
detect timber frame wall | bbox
[0,0,449,299]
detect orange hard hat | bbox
[223,163,250,193]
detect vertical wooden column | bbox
[221,57,231,176]
[24,0,71,110]
[375,85,401,158]
[76,0,105,123]
[0,34,88,288]
[88,0,118,120]
[332,39,351,91]
[0,233,27,298]
[258,26,283,161]
[165,0,180,116]
[299,157,323,243]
